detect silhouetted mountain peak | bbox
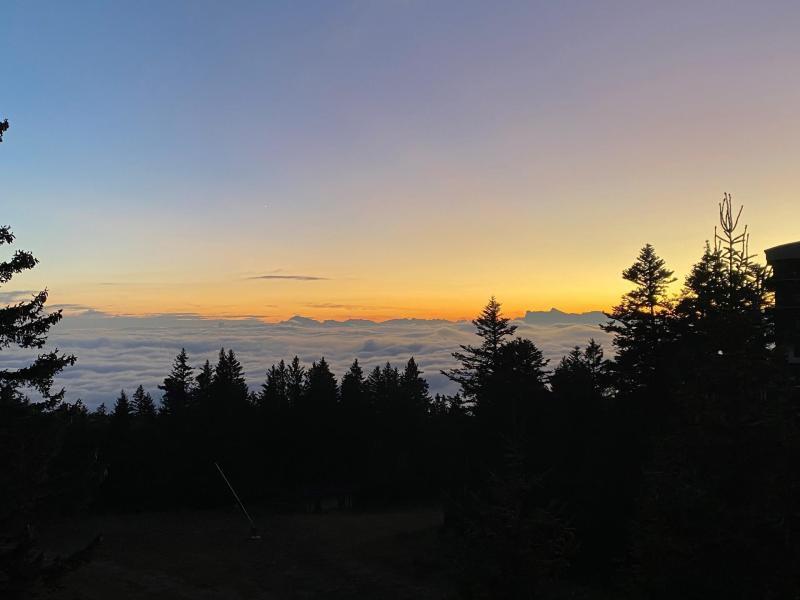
[522,308,605,325]
[285,315,320,325]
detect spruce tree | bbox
[339,359,368,484]
[1,122,85,592]
[159,348,194,416]
[131,385,156,419]
[211,348,248,403]
[550,347,590,395]
[602,244,675,394]
[286,356,305,407]
[194,359,213,402]
[487,337,549,434]
[399,357,431,417]
[0,234,76,405]
[632,198,795,598]
[259,359,289,411]
[550,340,605,398]
[111,390,131,429]
[583,338,605,389]
[365,365,383,405]
[340,359,365,410]
[304,357,338,409]
[379,362,400,408]
[674,197,772,394]
[444,296,517,401]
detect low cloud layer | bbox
[0,310,610,409]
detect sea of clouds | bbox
[0,308,610,409]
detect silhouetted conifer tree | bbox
[0,232,76,405]
[0,144,87,593]
[673,197,773,395]
[194,359,213,403]
[488,337,549,439]
[582,338,606,391]
[602,244,675,395]
[339,359,368,490]
[286,356,305,407]
[159,348,194,416]
[631,198,797,598]
[444,296,517,406]
[340,359,365,410]
[259,359,289,410]
[550,340,606,399]
[365,365,383,404]
[377,362,400,409]
[399,357,431,416]
[304,357,338,409]
[110,390,131,431]
[131,385,156,420]
[212,348,248,404]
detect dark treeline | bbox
[91,350,447,511]
[2,113,799,600]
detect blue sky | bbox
[3,1,800,320]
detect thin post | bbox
[214,461,256,530]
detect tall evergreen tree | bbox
[631,198,795,598]
[338,358,369,487]
[399,357,431,417]
[304,357,338,408]
[373,362,399,406]
[550,340,605,399]
[583,338,605,390]
[159,348,194,416]
[444,296,517,403]
[365,365,384,405]
[487,337,549,436]
[111,390,131,429]
[0,232,76,405]
[340,359,365,410]
[194,359,213,403]
[259,359,289,411]
[1,124,87,593]
[286,356,305,407]
[673,197,773,394]
[602,244,675,394]
[212,348,248,403]
[131,385,156,420]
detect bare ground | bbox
[38,506,453,599]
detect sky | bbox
[3,1,800,321]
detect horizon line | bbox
[52,306,609,324]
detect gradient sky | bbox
[3,1,800,321]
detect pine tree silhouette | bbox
[602,244,675,394]
[159,349,194,416]
[444,296,517,404]
[0,126,87,592]
[131,385,157,420]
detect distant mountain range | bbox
[522,308,606,326]
[282,309,606,327]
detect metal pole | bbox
[214,461,257,531]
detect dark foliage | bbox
[1,119,95,597]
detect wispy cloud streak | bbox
[247,275,329,281]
